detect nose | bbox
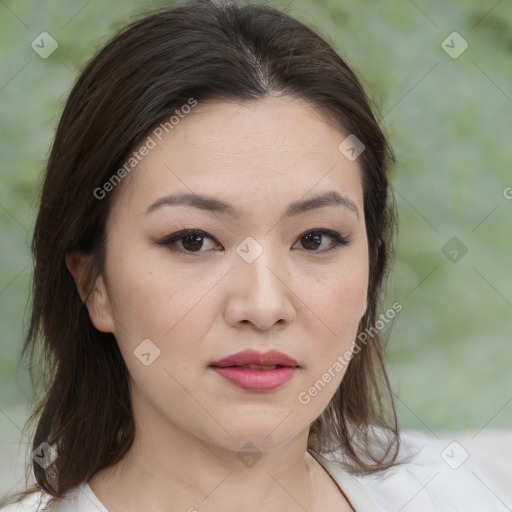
[223,241,296,331]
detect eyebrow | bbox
[145,190,359,219]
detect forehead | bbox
[110,95,364,221]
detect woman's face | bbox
[88,95,368,452]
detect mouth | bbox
[212,364,292,370]
[210,350,300,392]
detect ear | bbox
[65,252,115,333]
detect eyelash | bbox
[157,229,350,255]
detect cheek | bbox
[105,243,221,341]
[294,262,368,416]
[307,256,368,337]
[300,252,368,389]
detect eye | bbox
[295,229,350,252]
[157,229,218,254]
[157,229,349,255]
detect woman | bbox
[1,1,506,510]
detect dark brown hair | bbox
[3,0,400,506]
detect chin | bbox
[196,415,309,454]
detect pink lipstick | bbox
[210,349,300,392]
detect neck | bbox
[89,392,327,512]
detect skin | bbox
[66,95,368,512]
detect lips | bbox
[210,349,300,392]
[210,349,300,369]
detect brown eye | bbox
[158,230,217,254]
[301,232,323,250]
[297,230,349,252]
[180,233,206,252]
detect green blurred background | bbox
[1,0,511,494]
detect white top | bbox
[2,430,508,511]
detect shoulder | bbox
[0,483,89,512]
[361,429,509,511]
[0,491,50,512]
[320,428,510,512]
